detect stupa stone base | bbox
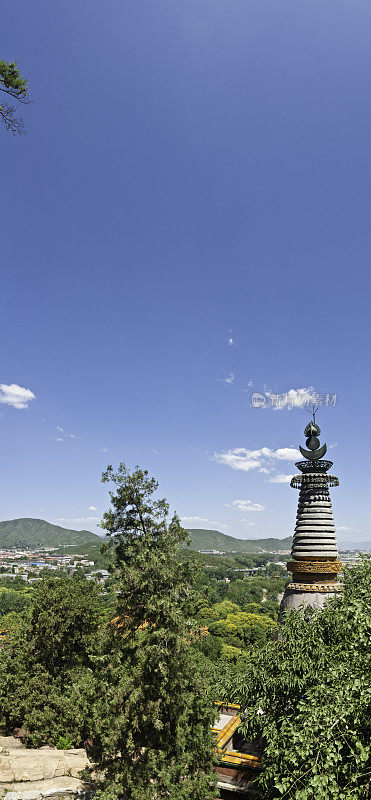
[279,582,342,621]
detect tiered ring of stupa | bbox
[290,459,339,560]
[279,419,342,617]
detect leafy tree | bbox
[209,611,277,648]
[244,602,263,614]
[90,464,217,800]
[220,643,243,663]
[0,587,31,617]
[217,560,371,800]
[196,633,223,663]
[0,60,29,135]
[0,576,102,746]
[0,575,30,591]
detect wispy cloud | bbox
[265,387,319,410]
[98,447,110,453]
[54,430,77,443]
[226,499,265,512]
[181,515,227,529]
[226,328,237,347]
[268,473,293,484]
[222,372,235,385]
[54,516,100,526]
[0,384,36,410]
[329,443,338,449]
[213,446,300,473]
[89,506,97,511]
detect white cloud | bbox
[213,446,300,473]
[329,443,338,449]
[0,384,36,410]
[89,506,97,511]
[98,447,110,453]
[265,387,319,410]
[181,516,226,529]
[337,526,350,531]
[227,499,265,512]
[226,328,237,347]
[237,520,256,527]
[54,428,77,442]
[224,372,235,385]
[268,473,294,484]
[272,448,301,460]
[55,516,100,525]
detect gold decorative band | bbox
[287,560,342,574]
[286,582,343,592]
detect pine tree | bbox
[0,60,29,135]
[0,576,101,746]
[91,464,217,800]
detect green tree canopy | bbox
[0,59,29,134]
[0,587,31,617]
[0,576,102,746]
[90,463,217,800]
[209,610,277,647]
[217,560,371,800]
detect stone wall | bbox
[0,738,91,800]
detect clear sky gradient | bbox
[1,0,370,544]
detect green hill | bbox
[184,528,292,554]
[0,518,292,555]
[0,518,100,550]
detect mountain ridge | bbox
[184,528,292,553]
[0,518,100,549]
[0,519,366,554]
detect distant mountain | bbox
[0,518,100,550]
[184,528,292,554]
[339,540,371,552]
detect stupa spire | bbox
[280,415,343,617]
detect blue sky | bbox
[1,0,370,545]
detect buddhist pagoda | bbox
[280,413,343,617]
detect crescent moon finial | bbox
[301,411,326,461]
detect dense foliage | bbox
[216,559,371,800]
[0,585,33,617]
[88,464,217,800]
[2,466,367,800]
[0,60,29,134]
[0,576,102,746]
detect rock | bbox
[0,741,22,752]
[0,776,91,800]
[0,747,89,784]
